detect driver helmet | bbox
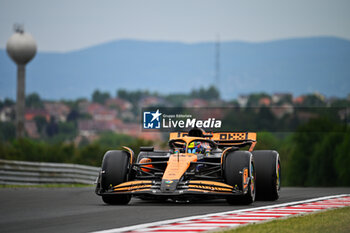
[188,141,209,155]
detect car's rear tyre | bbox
[101,150,131,205]
[224,151,256,205]
[253,150,281,201]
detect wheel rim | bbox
[250,162,256,199]
[276,160,281,191]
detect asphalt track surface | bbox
[1,187,350,233]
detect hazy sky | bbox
[1,0,350,52]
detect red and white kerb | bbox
[94,194,350,233]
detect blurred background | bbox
[0,0,349,187]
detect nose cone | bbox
[6,32,37,65]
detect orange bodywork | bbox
[188,180,234,193]
[162,153,197,180]
[122,146,134,164]
[243,168,249,190]
[139,158,154,172]
[112,180,152,193]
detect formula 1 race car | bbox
[95,128,281,205]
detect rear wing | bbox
[169,132,257,151]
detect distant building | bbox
[139,96,167,107]
[184,99,208,108]
[272,93,293,104]
[237,95,248,107]
[24,121,39,138]
[78,100,90,113]
[25,109,50,122]
[259,97,271,106]
[78,119,122,137]
[0,106,14,122]
[44,102,70,122]
[86,103,117,121]
[105,98,132,111]
[105,98,135,121]
[208,99,227,108]
[313,92,326,102]
[293,96,305,105]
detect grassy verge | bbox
[0,184,94,188]
[218,206,350,233]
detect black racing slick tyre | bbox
[252,150,281,201]
[101,150,131,205]
[224,151,256,205]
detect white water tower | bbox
[6,24,37,138]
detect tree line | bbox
[1,117,349,186]
[0,132,152,167]
[254,118,350,186]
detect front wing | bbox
[97,180,246,197]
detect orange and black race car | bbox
[95,128,281,205]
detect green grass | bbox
[218,206,350,233]
[0,184,94,188]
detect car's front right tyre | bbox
[224,150,256,205]
[100,150,131,205]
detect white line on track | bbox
[91,194,350,233]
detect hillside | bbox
[1,37,350,100]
